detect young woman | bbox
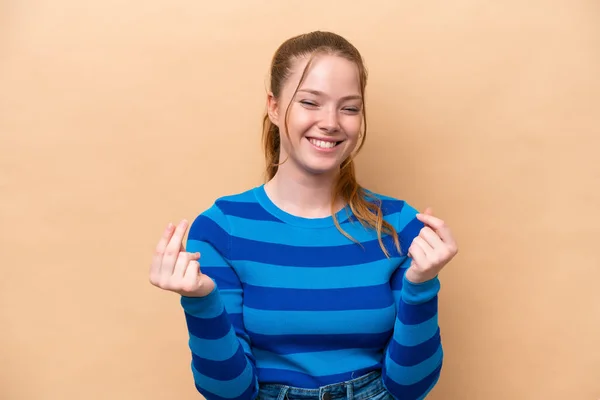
[149,31,458,400]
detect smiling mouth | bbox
[307,138,344,149]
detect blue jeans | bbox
[257,370,393,400]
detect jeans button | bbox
[322,393,331,400]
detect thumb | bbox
[423,207,434,216]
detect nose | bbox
[318,107,340,134]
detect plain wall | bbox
[1,0,599,399]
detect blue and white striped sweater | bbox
[180,185,443,400]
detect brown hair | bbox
[262,31,400,257]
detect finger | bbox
[173,251,200,278]
[419,226,444,250]
[408,240,428,267]
[413,236,435,259]
[182,260,201,291]
[162,219,189,270]
[416,213,454,243]
[416,212,444,229]
[151,222,175,275]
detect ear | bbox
[267,91,279,127]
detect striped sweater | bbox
[180,185,443,400]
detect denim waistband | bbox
[257,370,390,400]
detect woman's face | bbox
[268,54,364,177]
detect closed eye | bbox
[300,100,318,107]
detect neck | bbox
[264,164,343,219]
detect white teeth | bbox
[309,138,337,149]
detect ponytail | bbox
[262,113,280,180]
[332,158,401,258]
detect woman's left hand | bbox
[405,207,459,284]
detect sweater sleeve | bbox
[382,205,444,400]
[179,203,259,400]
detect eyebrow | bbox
[297,89,362,101]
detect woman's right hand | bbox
[149,219,215,297]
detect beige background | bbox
[1,0,599,399]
